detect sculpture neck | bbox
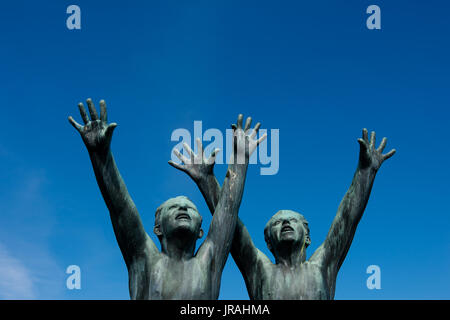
[274,242,307,267]
[160,236,197,261]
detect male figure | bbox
[170,128,395,299]
[69,98,265,299]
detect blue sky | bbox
[0,0,448,299]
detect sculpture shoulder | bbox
[128,235,162,269]
[256,249,273,268]
[308,244,339,278]
[307,246,338,297]
[251,249,275,279]
[195,237,215,262]
[308,243,327,267]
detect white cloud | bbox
[0,243,36,299]
[0,166,64,299]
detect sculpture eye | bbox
[290,218,297,223]
[274,220,281,225]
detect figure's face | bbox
[267,211,306,247]
[157,197,203,239]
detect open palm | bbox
[68,98,117,152]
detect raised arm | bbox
[169,118,268,278]
[69,99,157,268]
[310,129,396,284]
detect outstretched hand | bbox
[358,128,396,171]
[231,114,267,164]
[169,138,220,182]
[169,114,267,179]
[68,98,117,153]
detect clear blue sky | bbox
[0,0,448,299]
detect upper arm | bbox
[111,206,153,267]
[230,219,262,277]
[309,197,361,280]
[197,166,247,273]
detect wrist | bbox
[196,171,214,185]
[88,146,111,160]
[195,173,218,196]
[229,162,248,176]
[357,163,378,177]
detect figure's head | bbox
[264,210,311,257]
[153,196,204,242]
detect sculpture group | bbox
[69,98,396,300]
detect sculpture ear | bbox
[266,240,273,252]
[198,229,204,239]
[264,232,272,252]
[154,225,162,237]
[302,222,311,248]
[305,235,311,248]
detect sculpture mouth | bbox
[176,213,191,221]
[281,225,294,233]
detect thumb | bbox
[357,138,368,151]
[105,123,117,138]
[168,160,185,171]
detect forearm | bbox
[323,165,378,270]
[215,164,248,226]
[207,163,248,269]
[88,149,147,263]
[205,161,249,222]
[341,165,377,222]
[197,169,258,271]
[215,146,252,217]
[196,174,221,214]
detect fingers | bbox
[378,137,387,153]
[100,99,107,122]
[174,148,190,164]
[78,102,89,124]
[86,98,99,121]
[168,160,185,172]
[68,116,82,132]
[244,117,252,132]
[383,149,396,160]
[237,114,243,129]
[196,138,203,156]
[362,128,369,142]
[370,131,376,148]
[210,148,220,159]
[207,148,220,165]
[250,122,261,139]
[257,133,267,146]
[183,142,195,160]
